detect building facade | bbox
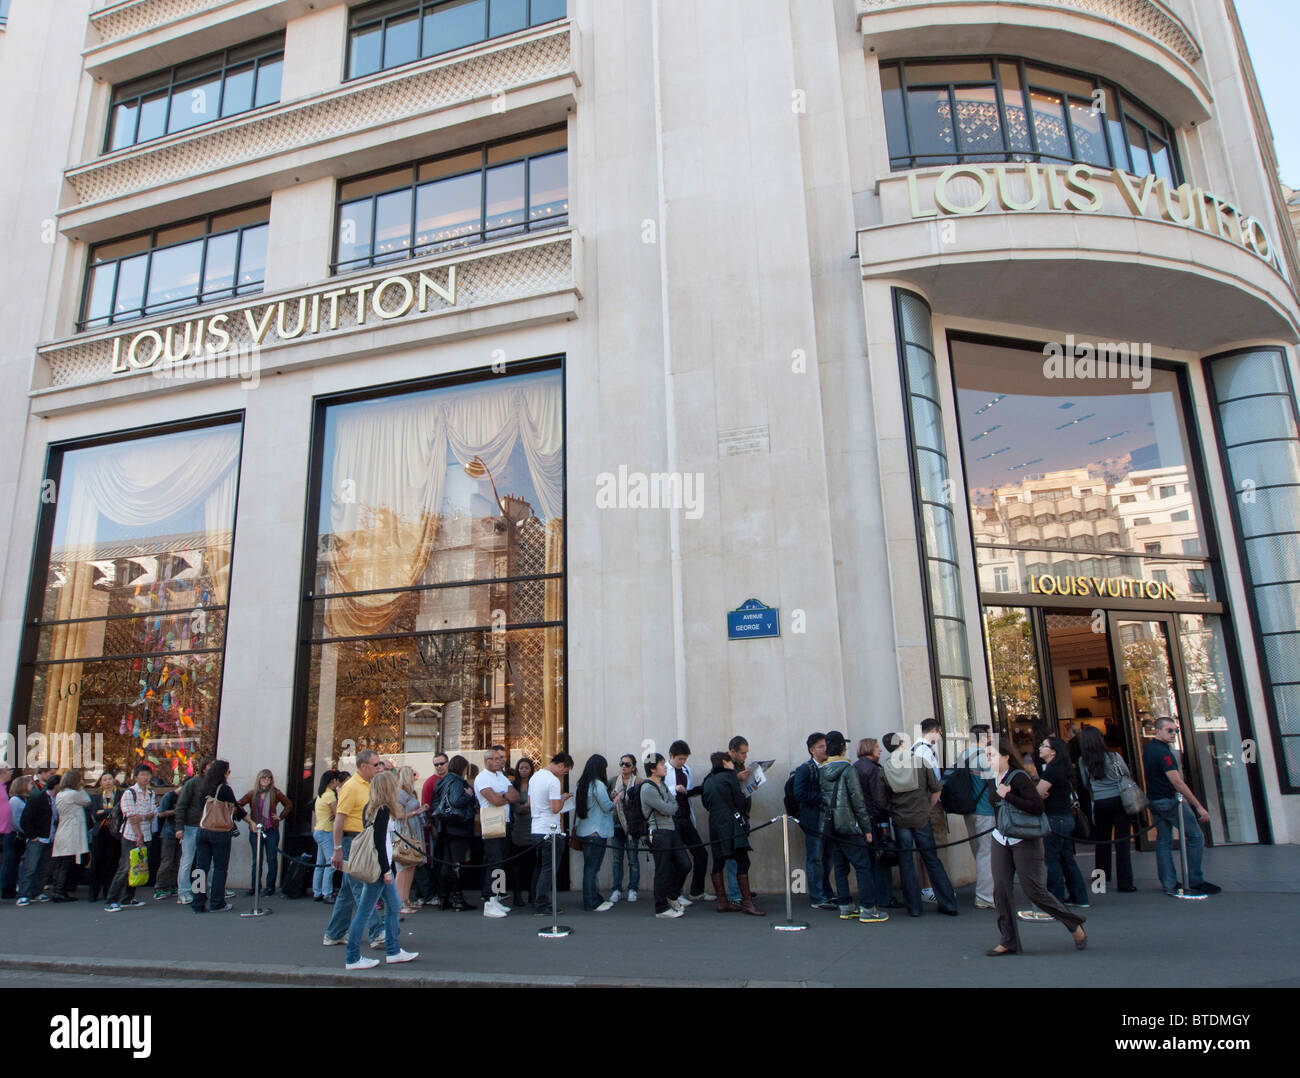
[0,0,1297,890]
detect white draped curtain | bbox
[42,426,242,738]
[324,375,563,637]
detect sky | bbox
[1235,0,1300,187]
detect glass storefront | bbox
[953,336,1259,843]
[17,420,242,782]
[296,363,564,794]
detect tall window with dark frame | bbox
[105,36,284,153]
[346,0,567,80]
[333,128,567,273]
[13,418,243,787]
[294,363,565,812]
[881,57,1181,182]
[80,204,270,331]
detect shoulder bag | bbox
[994,770,1052,840]
[344,806,381,883]
[1108,753,1149,817]
[199,789,235,832]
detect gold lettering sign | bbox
[1027,574,1177,602]
[907,164,1277,266]
[109,265,458,374]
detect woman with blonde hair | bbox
[50,770,91,902]
[237,768,293,896]
[344,770,418,970]
[395,765,425,914]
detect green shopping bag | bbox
[128,846,149,888]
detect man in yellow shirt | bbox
[324,750,384,947]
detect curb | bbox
[3,954,826,989]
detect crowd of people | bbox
[0,714,1221,966]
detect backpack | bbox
[940,755,981,816]
[783,771,801,817]
[622,781,648,840]
[882,745,920,793]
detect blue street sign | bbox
[727,598,780,640]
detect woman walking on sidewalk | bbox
[987,736,1087,956]
[345,770,417,970]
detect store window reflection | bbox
[299,365,564,795]
[21,421,242,783]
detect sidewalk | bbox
[3,845,1297,988]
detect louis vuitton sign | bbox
[108,264,458,374]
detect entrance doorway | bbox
[983,604,1259,845]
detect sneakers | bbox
[104,902,121,912]
[858,907,890,924]
[177,895,193,905]
[346,957,379,971]
[838,907,858,920]
[656,907,684,918]
[483,900,509,918]
[974,898,996,910]
[813,902,838,911]
[627,890,638,903]
[1017,910,1054,922]
[675,894,693,907]
[921,888,937,904]
[369,933,387,950]
[386,949,419,964]
[609,889,622,903]
[212,902,234,912]
[36,894,52,903]
[688,891,715,902]
[1192,881,1222,894]
[15,897,30,907]
[595,900,615,912]
[120,899,146,908]
[323,934,345,946]
[668,898,684,912]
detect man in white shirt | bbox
[105,763,158,911]
[529,752,574,916]
[474,744,519,919]
[911,718,947,904]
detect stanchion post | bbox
[241,824,272,918]
[537,830,573,938]
[772,814,808,933]
[1170,793,1207,902]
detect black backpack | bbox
[940,762,981,816]
[623,782,648,840]
[783,766,803,817]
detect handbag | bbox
[393,828,425,868]
[344,810,380,884]
[1070,791,1092,840]
[995,770,1052,839]
[128,845,149,887]
[481,802,507,840]
[1110,754,1149,816]
[199,793,235,832]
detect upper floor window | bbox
[347,0,566,79]
[80,204,269,331]
[881,57,1180,182]
[333,127,567,273]
[106,35,284,153]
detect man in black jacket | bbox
[16,764,58,906]
[172,758,213,906]
[794,732,833,911]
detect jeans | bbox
[1043,813,1088,904]
[346,876,401,964]
[581,834,608,909]
[610,830,640,892]
[1,831,22,897]
[18,840,53,900]
[313,829,335,897]
[177,825,199,901]
[963,813,995,902]
[821,832,877,910]
[191,829,232,911]
[1149,797,1205,892]
[896,822,957,915]
[804,826,830,904]
[531,833,561,911]
[247,826,279,892]
[649,829,690,913]
[1091,796,1133,890]
[326,835,383,941]
[726,858,740,903]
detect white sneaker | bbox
[483,901,508,918]
[609,890,622,903]
[346,957,379,970]
[921,888,937,904]
[668,898,683,912]
[386,949,419,964]
[656,907,684,919]
[323,934,344,946]
[595,900,614,912]
[675,894,693,907]
[369,933,387,950]
[627,890,638,903]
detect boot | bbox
[712,872,734,912]
[737,875,765,916]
